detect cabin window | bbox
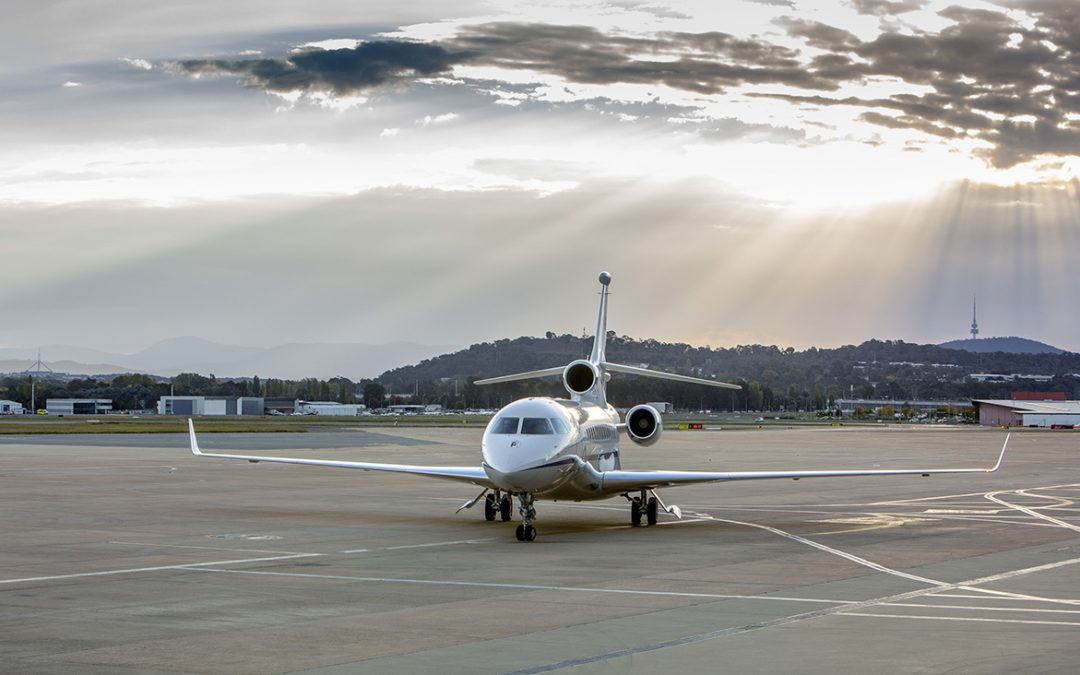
[491,417,520,434]
[550,417,570,435]
[521,417,554,435]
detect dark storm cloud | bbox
[850,0,929,16]
[758,1,1080,167]
[179,41,464,95]
[438,23,833,93]
[429,13,1080,167]
[171,2,1080,168]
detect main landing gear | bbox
[629,489,659,526]
[483,490,512,522]
[514,492,537,541]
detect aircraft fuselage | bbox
[481,396,622,500]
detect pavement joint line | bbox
[499,504,1080,674]
[502,552,1080,674]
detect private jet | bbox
[188,272,1006,541]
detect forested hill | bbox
[378,334,1080,410]
[939,336,1063,354]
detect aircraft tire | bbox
[630,500,643,526]
[484,495,497,521]
[646,497,658,526]
[524,525,537,541]
[500,496,512,521]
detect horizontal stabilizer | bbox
[474,366,566,386]
[603,362,741,389]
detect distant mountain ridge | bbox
[938,336,1064,354]
[0,338,459,380]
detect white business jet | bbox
[188,272,1006,541]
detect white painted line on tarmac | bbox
[986,489,1080,533]
[884,602,1080,615]
[175,567,857,606]
[685,510,947,587]
[384,538,495,550]
[340,537,494,554]
[0,552,325,586]
[108,540,308,555]
[839,611,1080,627]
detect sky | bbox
[2,0,1078,356]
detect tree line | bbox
[0,373,389,412]
[3,334,1077,414]
[378,334,1080,412]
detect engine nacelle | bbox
[624,404,662,447]
[563,359,599,396]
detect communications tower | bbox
[970,296,979,340]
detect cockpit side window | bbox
[492,417,520,434]
[550,417,570,435]
[521,417,554,435]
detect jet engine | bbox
[563,359,600,396]
[624,404,662,446]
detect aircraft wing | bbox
[187,420,496,488]
[597,434,1009,493]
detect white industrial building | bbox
[297,401,364,416]
[1,400,25,414]
[974,399,1080,427]
[158,396,241,416]
[46,399,112,415]
[157,396,297,416]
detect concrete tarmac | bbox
[2,425,1079,673]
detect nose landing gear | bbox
[514,492,537,541]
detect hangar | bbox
[46,399,112,415]
[974,395,1080,427]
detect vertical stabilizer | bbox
[590,272,612,366]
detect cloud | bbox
[850,0,929,16]
[438,22,829,94]
[760,2,1080,168]
[178,40,465,95]
[168,4,1080,169]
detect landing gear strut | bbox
[514,492,537,541]
[629,490,659,526]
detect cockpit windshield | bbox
[521,417,554,435]
[550,417,570,434]
[491,416,520,434]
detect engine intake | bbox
[563,360,599,396]
[625,404,662,446]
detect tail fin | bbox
[473,271,740,393]
[589,271,612,366]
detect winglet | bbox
[987,433,1009,473]
[188,418,203,456]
